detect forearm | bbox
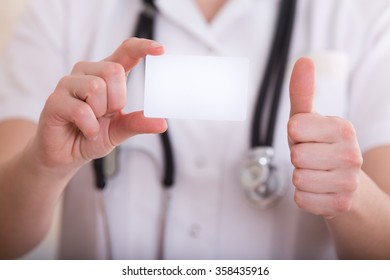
[326,171,390,259]
[0,141,77,259]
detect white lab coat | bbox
[1,0,390,259]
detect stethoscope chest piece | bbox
[240,147,286,209]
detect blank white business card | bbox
[144,55,249,121]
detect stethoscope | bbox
[93,0,297,210]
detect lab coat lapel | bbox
[155,0,255,55]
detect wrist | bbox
[23,138,81,185]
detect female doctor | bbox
[1,0,390,259]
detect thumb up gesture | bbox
[288,58,363,218]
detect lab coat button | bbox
[189,224,202,238]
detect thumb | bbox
[289,57,316,117]
[109,111,167,146]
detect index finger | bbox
[104,37,165,73]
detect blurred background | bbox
[0,0,28,54]
[0,0,60,259]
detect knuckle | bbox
[292,169,302,188]
[333,193,352,213]
[121,38,133,46]
[102,63,124,78]
[340,147,363,167]
[294,191,304,209]
[86,77,105,95]
[121,38,140,54]
[122,37,139,46]
[72,61,87,73]
[46,91,61,104]
[121,37,151,57]
[339,172,359,192]
[342,122,356,141]
[354,151,364,167]
[72,103,90,120]
[335,118,356,141]
[123,37,148,48]
[287,115,300,141]
[57,76,72,89]
[294,191,311,212]
[121,38,130,47]
[290,145,301,167]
